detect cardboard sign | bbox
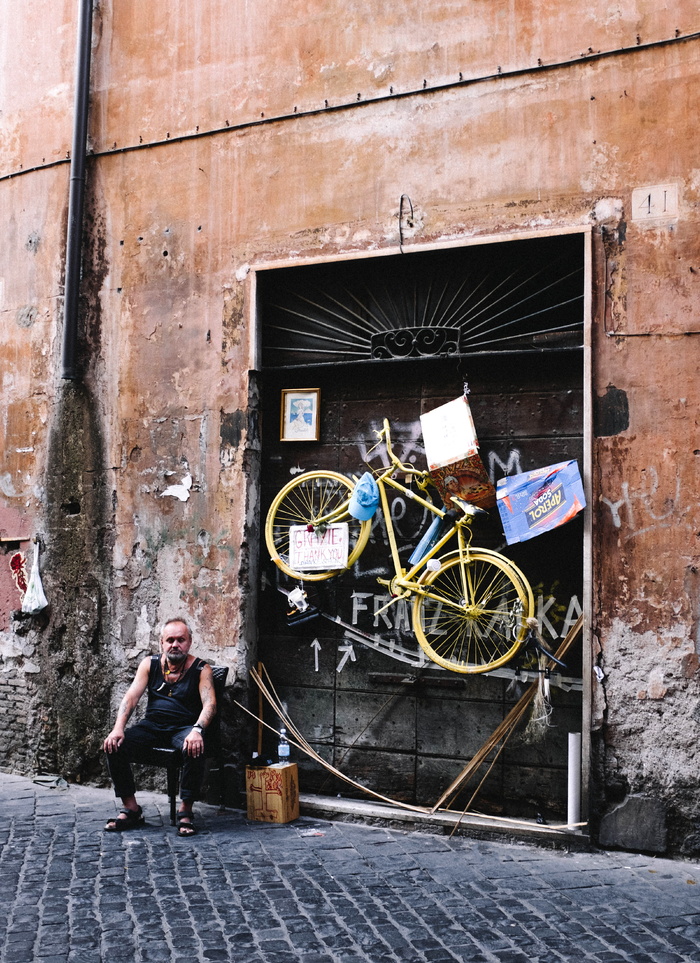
[288,523,349,571]
[430,455,497,510]
[496,461,586,545]
[420,396,479,470]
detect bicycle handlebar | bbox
[375,419,428,479]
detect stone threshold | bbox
[299,793,590,850]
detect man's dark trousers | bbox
[106,719,206,803]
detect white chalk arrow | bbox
[336,643,356,673]
[310,639,321,672]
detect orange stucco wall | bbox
[1,0,699,851]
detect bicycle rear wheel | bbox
[265,471,371,581]
[412,552,533,673]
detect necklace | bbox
[162,656,188,695]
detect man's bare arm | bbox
[182,665,218,757]
[196,665,217,728]
[103,658,150,753]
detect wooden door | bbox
[257,234,585,821]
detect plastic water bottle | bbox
[278,728,290,765]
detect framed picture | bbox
[280,388,321,442]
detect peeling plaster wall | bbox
[2,0,700,852]
[0,162,64,772]
[592,330,700,854]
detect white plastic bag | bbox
[22,546,48,614]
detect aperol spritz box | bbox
[496,461,585,545]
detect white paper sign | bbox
[289,523,350,571]
[420,396,479,470]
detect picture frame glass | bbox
[281,389,320,441]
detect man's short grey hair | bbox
[159,617,193,641]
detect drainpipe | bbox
[61,0,94,381]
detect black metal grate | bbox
[260,234,585,368]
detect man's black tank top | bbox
[146,655,206,728]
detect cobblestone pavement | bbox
[2,773,700,963]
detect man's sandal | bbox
[104,806,144,832]
[176,811,197,837]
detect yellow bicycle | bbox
[265,419,534,674]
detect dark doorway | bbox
[256,232,586,821]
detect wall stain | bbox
[30,177,114,782]
[222,284,245,358]
[601,220,627,335]
[595,384,629,437]
[220,410,246,451]
[38,381,113,780]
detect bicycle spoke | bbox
[413,553,533,674]
[265,471,371,581]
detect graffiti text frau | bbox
[600,465,693,538]
[351,590,581,640]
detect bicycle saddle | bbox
[450,496,489,517]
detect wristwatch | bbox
[192,724,205,733]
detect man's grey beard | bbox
[166,650,187,664]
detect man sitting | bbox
[103,617,216,837]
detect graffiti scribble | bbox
[10,552,28,599]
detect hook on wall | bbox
[455,359,470,396]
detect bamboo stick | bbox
[241,616,583,821]
[256,661,263,756]
[429,615,584,814]
[238,666,432,815]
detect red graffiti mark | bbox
[10,552,27,598]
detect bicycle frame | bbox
[266,417,534,673]
[368,422,478,617]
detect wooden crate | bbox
[246,763,299,823]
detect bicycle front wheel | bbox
[412,552,533,674]
[265,471,371,581]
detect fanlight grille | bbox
[260,234,584,367]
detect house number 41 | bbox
[631,183,678,221]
